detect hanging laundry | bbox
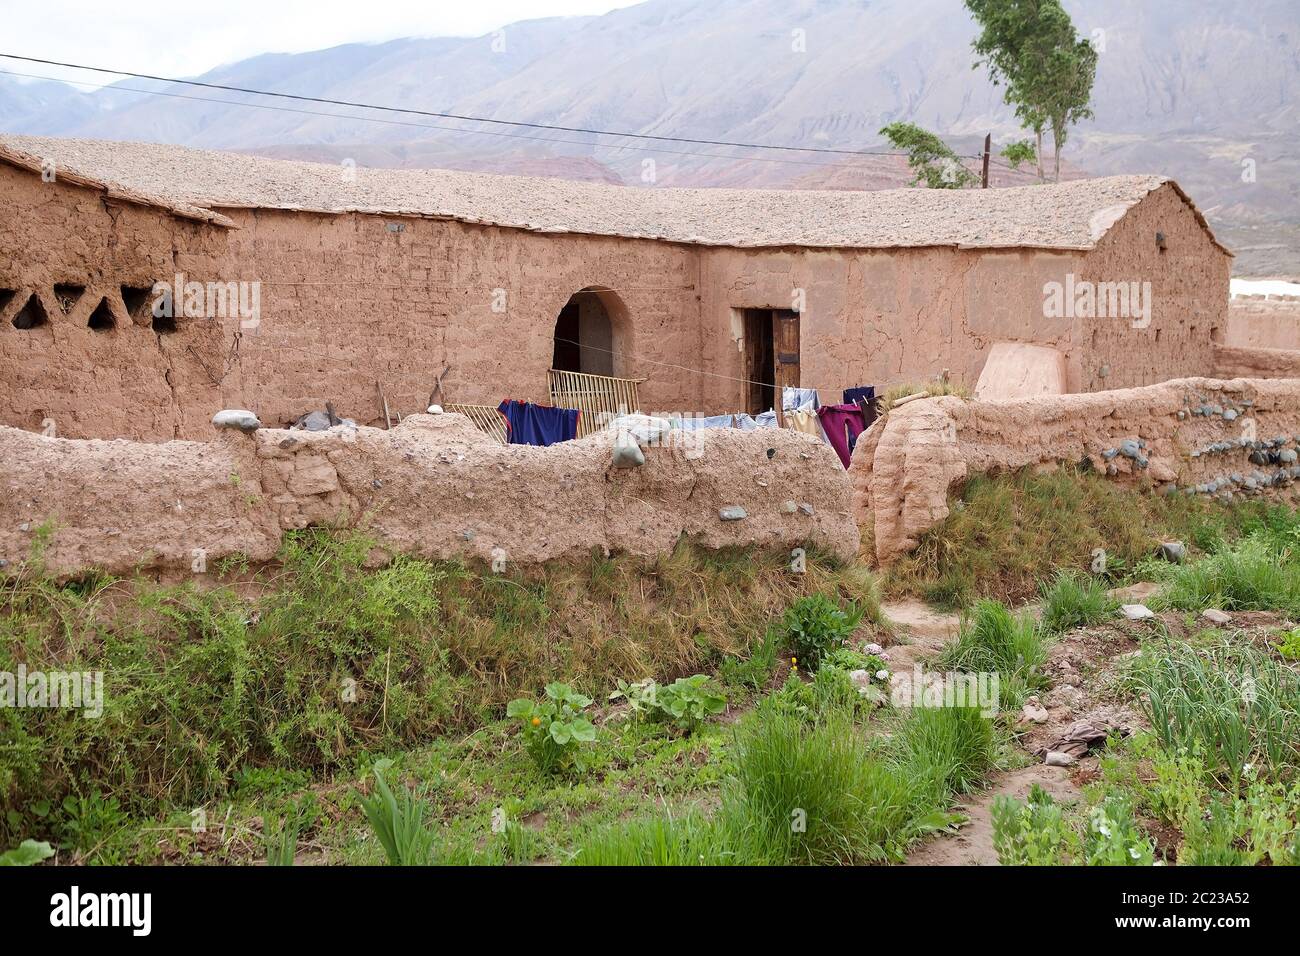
[782,386,820,413]
[816,403,868,467]
[843,385,879,428]
[497,399,579,446]
[785,407,827,442]
[736,409,779,430]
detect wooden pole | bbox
[982,133,991,189]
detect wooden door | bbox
[772,309,800,424]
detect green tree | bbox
[879,122,979,189]
[965,0,1097,182]
[1000,138,1037,170]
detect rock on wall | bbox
[851,377,1300,563]
[0,413,859,579]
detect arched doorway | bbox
[552,287,624,376]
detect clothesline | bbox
[492,386,876,468]
[550,335,875,396]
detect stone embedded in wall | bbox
[0,412,859,580]
[851,376,1300,563]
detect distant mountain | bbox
[2,0,1296,273]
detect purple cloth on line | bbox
[497,399,579,446]
[816,403,867,468]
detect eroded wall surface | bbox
[0,413,859,579]
[851,377,1300,563]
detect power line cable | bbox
[0,52,927,160]
[0,67,977,173]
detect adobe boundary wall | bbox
[851,376,1300,563]
[0,413,859,580]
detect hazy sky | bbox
[1,0,646,87]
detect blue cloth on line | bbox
[843,385,876,405]
[497,400,579,446]
[736,410,778,430]
[782,386,820,413]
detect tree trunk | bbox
[1052,121,1064,182]
[1035,128,1045,182]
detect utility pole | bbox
[982,133,991,188]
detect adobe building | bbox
[0,135,1231,441]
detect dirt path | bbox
[904,765,1081,866]
[879,600,959,670]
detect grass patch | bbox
[0,529,881,850]
[1151,536,1300,616]
[879,378,972,413]
[573,699,998,867]
[886,468,1267,605]
[938,599,1048,708]
[1038,570,1119,634]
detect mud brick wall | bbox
[851,377,1300,563]
[0,413,859,579]
[1227,294,1300,350]
[1,163,1232,442]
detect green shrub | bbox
[653,675,727,731]
[507,682,598,774]
[1039,570,1118,634]
[992,784,1076,865]
[0,529,464,833]
[782,594,864,669]
[991,785,1154,866]
[609,674,726,732]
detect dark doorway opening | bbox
[742,308,800,415]
[552,289,616,375]
[552,300,582,372]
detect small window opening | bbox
[11,294,49,330]
[152,312,178,334]
[121,284,153,321]
[87,298,116,332]
[54,283,86,315]
[0,289,15,314]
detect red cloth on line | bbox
[815,403,866,468]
